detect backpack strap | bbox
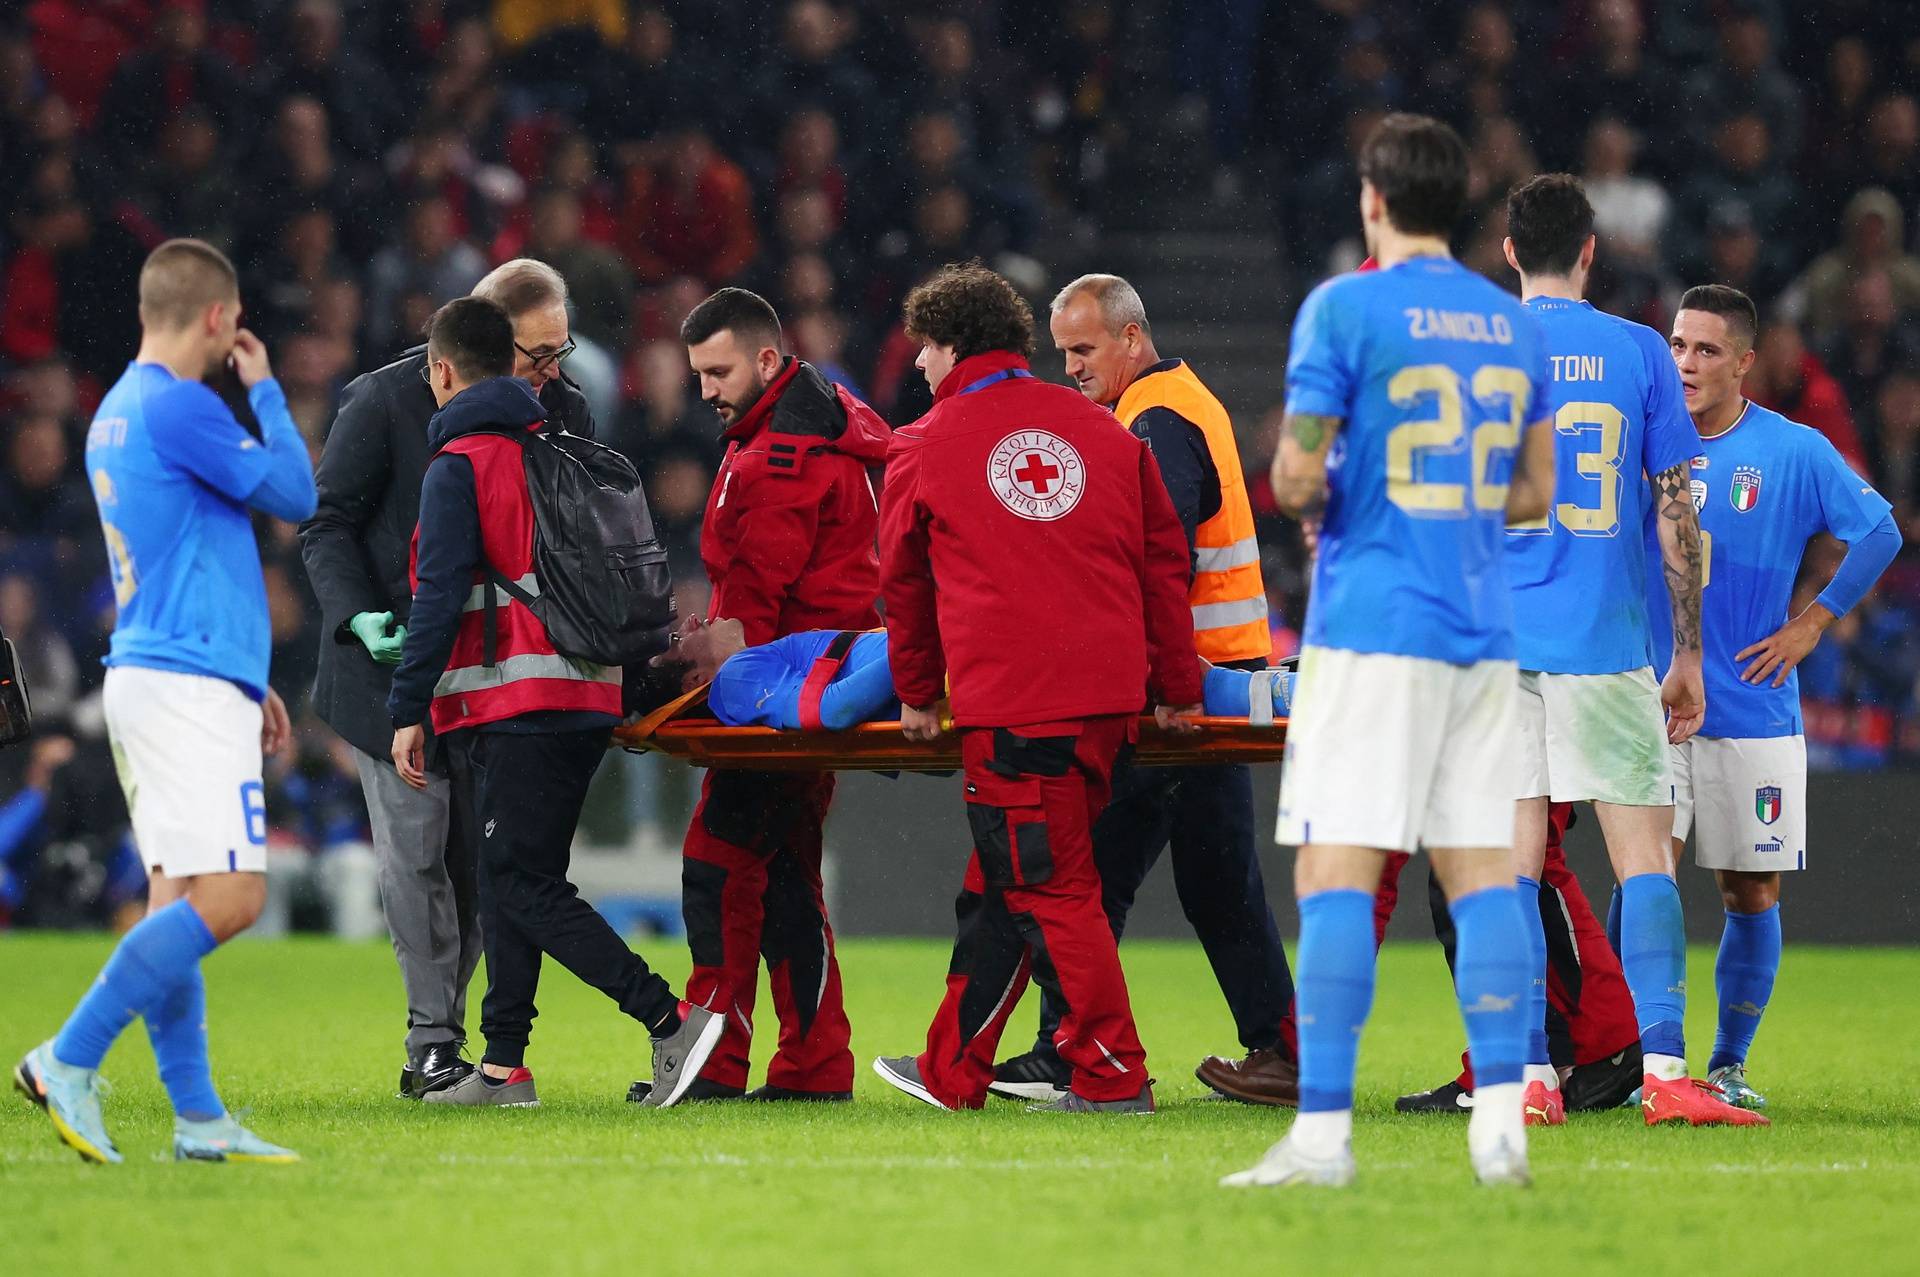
[797,631,861,732]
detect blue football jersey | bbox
[1645,401,1891,739]
[1287,256,1552,663]
[86,363,311,701]
[1506,299,1699,674]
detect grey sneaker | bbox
[1026,1085,1155,1114]
[1471,1133,1532,1187]
[1707,1063,1768,1110]
[641,1004,725,1109]
[871,1055,953,1110]
[423,1067,540,1108]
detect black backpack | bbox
[478,429,674,669]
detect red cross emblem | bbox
[988,430,1084,521]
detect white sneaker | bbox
[1220,1133,1356,1188]
[1470,1134,1532,1187]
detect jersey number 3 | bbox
[1509,401,1628,537]
[1386,365,1532,516]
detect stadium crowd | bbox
[1,0,1918,926]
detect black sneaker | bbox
[745,1084,852,1102]
[1394,1078,1473,1113]
[407,1041,476,1099]
[1564,1045,1643,1112]
[987,1047,1069,1102]
[626,1075,745,1104]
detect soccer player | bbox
[1223,114,1556,1189]
[1650,285,1898,1108]
[12,239,317,1164]
[1495,176,1765,1128]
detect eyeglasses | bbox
[419,360,437,385]
[516,339,576,373]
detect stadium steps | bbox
[1099,227,1293,425]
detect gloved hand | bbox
[349,610,408,665]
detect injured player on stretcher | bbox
[700,629,1295,731]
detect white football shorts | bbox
[1669,734,1807,872]
[1277,646,1517,853]
[1514,667,1672,806]
[104,665,268,878]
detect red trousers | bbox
[918,717,1147,1108]
[680,769,854,1092]
[1373,802,1639,1081]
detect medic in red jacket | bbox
[869,263,1204,1113]
[673,289,890,1101]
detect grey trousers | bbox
[355,747,482,1054]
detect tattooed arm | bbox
[1653,459,1706,743]
[1269,412,1342,519]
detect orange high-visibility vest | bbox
[1115,360,1271,663]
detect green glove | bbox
[349,610,408,666]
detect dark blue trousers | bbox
[1030,750,1295,1055]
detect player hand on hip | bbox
[1736,603,1834,689]
[1154,702,1205,735]
[261,686,293,759]
[391,723,429,790]
[229,328,275,388]
[900,702,945,742]
[1659,657,1706,744]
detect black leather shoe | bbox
[398,1063,414,1099]
[407,1041,475,1099]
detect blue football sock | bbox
[1606,885,1622,958]
[1450,884,1527,1090]
[53,900,218,1070]
[1515,876,1550,1068]
[1710,904,1781,1072]
[147,964,224,1121]
[1295,888,1376,1113]
[1619,873,1687,1060]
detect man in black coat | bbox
[298,259,593,1098]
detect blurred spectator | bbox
[1874,371,1920,533]
[1806,37,1880,230]
[1745,321,1869,474]
[1846,93,1920,227]
[1821,269,1920,472]
[0,732,144,931]
[1684,7,1805,164]
[613,339,715,473]
[1702,200,1795,314]
[1286,102,1385,279]
[1789,188,1920,341]
[524,188,632,350]
[364,195,489,355]
[1552,0,1667,148]
[139,106,239,252]
[1582,118,1668,269]
[257,0,400,161]
[95,2,242,167]
[773,107,849,232]
[249,96,376,259]
[492,0,625,54]
[0,571,79,724]
[643,444,718,586]
[750,1,884,163]
[1673,113,1798,289]
[249,209,351,348]
[0,412,96,550]
[584,4,720,160]
[617,121,759,287]
[790,309,863,398]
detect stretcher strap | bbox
[1247,669,1278,728]
[797,631,861,732]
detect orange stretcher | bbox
[614,683,1289,772]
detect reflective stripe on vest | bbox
[1114,361,1271,662]
[1192,536,1260,574]
[434,650,619,698]
[461,573,541,612]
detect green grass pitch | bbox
[5,934,1917,1275]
